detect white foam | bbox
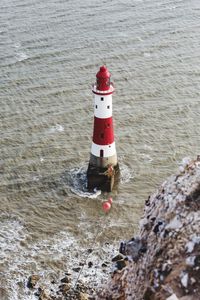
[144,144,153,151]
[32,175,40,182]
[0,216,28,300]
[0,222,76,300]
[14,42,28,62]
[67,165,101,198]
[0,221,115,300]
[0,218,25,260]
[143,52,151,57]
[16,52,28,61]
[178,157,191,168]
[119,163,134,184]
[48,124,64,133]
[140,153,153,163]
[14,42,21,48]
[71,187,101,198]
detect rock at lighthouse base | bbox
[87,164,119,192]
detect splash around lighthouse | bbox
[87,66,119,192]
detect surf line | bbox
[73,197,113,290]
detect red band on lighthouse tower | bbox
[92,116,114,145]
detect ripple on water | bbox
[119,161,135,184]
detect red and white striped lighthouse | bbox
[87,66,119,192]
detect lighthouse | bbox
[87,66,119,192]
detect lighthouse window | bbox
[100,133,104,139]
[95,105,98,109]
[100,150,104,157]
[107,105,110,109]
[101,97,104,101]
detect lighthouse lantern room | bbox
[87,66,119,192]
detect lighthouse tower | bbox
[87,66,119,192]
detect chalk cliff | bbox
[98,157,200,300]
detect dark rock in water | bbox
[60,276,70,283]
[59,283,71,294]
[38,288,50,300]
[88,261,93,268]
[153,220,164,234]
[87,248,93,254]
[102,262,109,268]
[27,275,40,289]
[119,241,126,254]
[30,272,94,300]
[119,237,147,261]
[115,259,127,271]
[72,267,81,272]
[112,253,125,262]
[34,291,40,298]
[64,271,71,276]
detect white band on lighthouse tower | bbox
[91,142,116,157]
[94,94,113,119]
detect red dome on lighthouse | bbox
[96,65,110,91]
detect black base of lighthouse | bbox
[87,164,120,192]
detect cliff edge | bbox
[98,157,200,300]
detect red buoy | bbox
[102,201,111,213]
